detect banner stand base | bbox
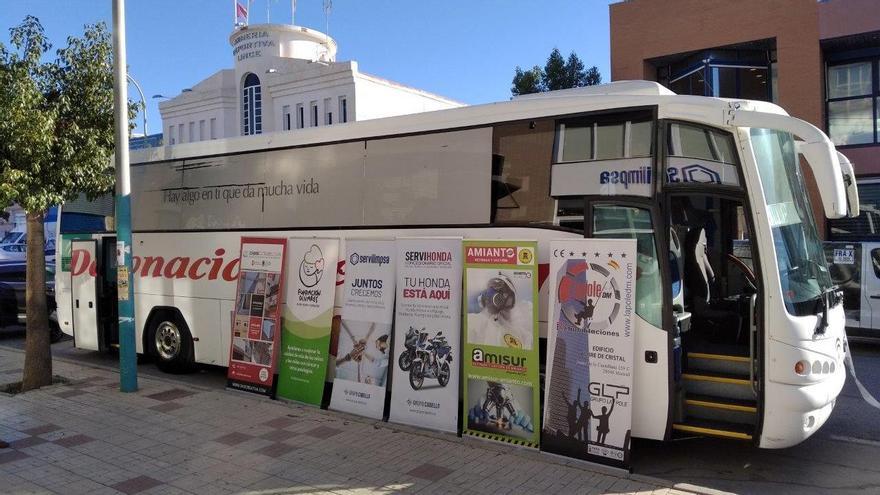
[539,450,632,476]
[460,431,539,453]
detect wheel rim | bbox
[155,321,181,361]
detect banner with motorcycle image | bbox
[542,239,636,469]
[462,240,540,448]
[227,237,288,396]
[276,238,339,406]
[328,239,396,420]
[389,237,462,433]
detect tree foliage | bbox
[0,16,116,212]
[510,48,602,97]
[0,16,121,390]
[511,65,543,96]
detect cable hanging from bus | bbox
[55,81,858,449]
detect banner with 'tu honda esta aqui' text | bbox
[276,238,339,406]
[227,237,288,396]
[389,237,463,433]
[542,239,637,469]
[329,239,396,420]
[462,240,540,448]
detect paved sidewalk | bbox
[0,347,697,495]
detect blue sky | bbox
[2,1,613,135]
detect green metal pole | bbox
[112,0,137,392]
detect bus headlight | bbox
[795,360,808,375]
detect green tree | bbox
[542,48,568,91]
[0,16,120,391]
[511,65,543,96]
[584,65,602,86]
[510,48,602,97]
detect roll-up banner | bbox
[227,237,288,396]
[277,238,339,406]
[542,239,637,469]
[462,240,540,448]
[389,237,462,433]
[328,239,397,419]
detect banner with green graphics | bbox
[462,240,540,449]
[277,238,339,406]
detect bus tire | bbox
[148,312,195,374]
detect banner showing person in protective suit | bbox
[462,240,540,448]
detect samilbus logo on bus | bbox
[70,248,240,282]
[599,166,652,189]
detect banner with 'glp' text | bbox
[277,238,339,406]
[227,237,288,396]
[389,238,462,433]
[462,240,540,448]
[542,239,636,469]
[329,239,397,419]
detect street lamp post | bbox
[112,0,137,393]
[127,74,147,136]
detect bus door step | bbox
[672,417,754,441]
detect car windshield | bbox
[750,128,833,316]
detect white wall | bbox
[353,73,461,121]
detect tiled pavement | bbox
[0,347,702,495]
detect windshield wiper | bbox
[814,286,840,336]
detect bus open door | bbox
[70,237,117,351]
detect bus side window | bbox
[592,205,663,328]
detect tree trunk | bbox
[21,210,52,391]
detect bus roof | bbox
[131,80,789,165]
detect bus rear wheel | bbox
[148,314,194,373]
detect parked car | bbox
[0,261,63,342]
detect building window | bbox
[242,72,262,136]
[188,122,195,142]
[658,48,775,101]
[827,60,879,146]
[339,96,348,123]
[210,118,217,139]
[282,105,291,131]
[168,126,175,145]
[310,100,318,127]
[296,104,304,129]
[178,124,184,144]
[199,120,205,141]
[324,97,333,125]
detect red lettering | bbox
[222,257,240,282]
[163,257,190,279]
[209,249,225,280]
[140,256,164,277]
[187,257,211,280]
[70,249,90,277]
[132,255,142,274]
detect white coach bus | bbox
[55,81,857,448]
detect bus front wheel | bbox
[148,314,195,373]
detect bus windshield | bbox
[750,128,833,316]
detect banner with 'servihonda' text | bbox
[462,240,540,448]
[389,237,462,433]
[277,238,339,406]
[329,239,397,419]
[227,237,288,396]
[542,239,636,469]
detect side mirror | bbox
[837,151,860,218]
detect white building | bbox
[159,23,462,144]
